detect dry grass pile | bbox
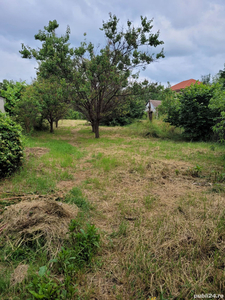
[0,199,78,256]
[10,264,29,286]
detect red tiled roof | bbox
[171,79,201,91]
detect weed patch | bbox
[65,187,91,211]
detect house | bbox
[145,100,162,113]
[145,100,162,120]
[0,96,5,112]
[171,79,201,92]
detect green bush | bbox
[100,95,146,126]
[0,81,27,117]
[130,119,182,140]
[166,83,219,141]
[65,108,84,120]
[0,112,23,178]
[209,84,225,142]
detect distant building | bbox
[145,100,162,113]
[0,97,5,112]
[171,79,201,92]
[145,100,162,120]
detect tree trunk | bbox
[50,120,54,133]
[95,123,100,138]
[55,120,58,128]
[149,111,153,122]
[148,100,153,122]
[91,120,100,138]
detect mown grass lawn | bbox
[0,120,225,299]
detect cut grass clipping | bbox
[0,198,78,259]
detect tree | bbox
[14,84,42,133]
[216,64,225,89]
[21,77,69,133]
[201,74,211,85]
[72,13,164,137]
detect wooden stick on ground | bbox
[0,195,39,201]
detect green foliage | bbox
[167,83,219,141]
[51,221,100,275]
[0,79,15,91]
[26,221,100,299]
[14,85,42,133]
[28,266,77,299]
[0,81,27,117]
[130,119,182,140]
[100,95,146,126]
[68,221,100,267]
[209,85,225,142]
[20,20,74,81]
[163,99,181,127]
[0,112,24,178]
[157,85,179,119]
[19,77,69,133]
[64,109,84,120]
[34,77,69,132]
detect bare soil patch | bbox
[25,147,49,158]
[56,180,76,190]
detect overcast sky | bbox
[0,0,225,87]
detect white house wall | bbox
[145,102,156,112]
[0,97,5,112]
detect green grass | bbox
[65,187,91,211]
[1,120,225,299]
[94,156,120,172]
[0,134,84,195]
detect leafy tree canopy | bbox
[0,79,15,91]
[0,81,27,117]
[20,20,74,81]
